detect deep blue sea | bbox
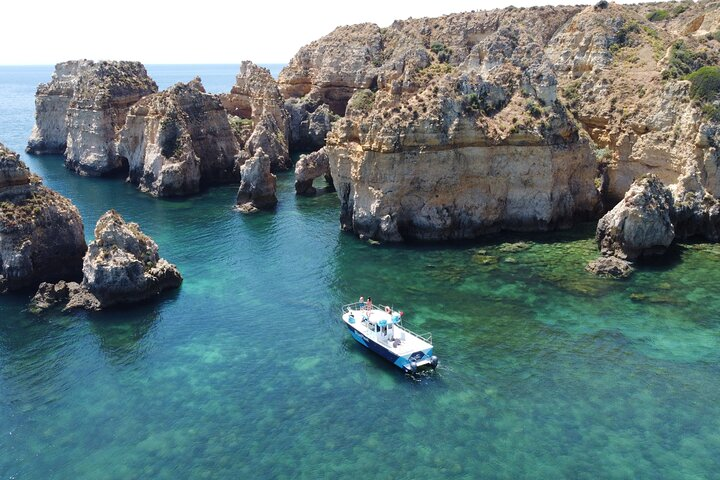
[2,65,720,479]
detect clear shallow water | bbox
[1,66,720,479]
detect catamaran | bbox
[341,301,438,373]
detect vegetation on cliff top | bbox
[687,66,720,121]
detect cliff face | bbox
[117,78,240,197]
[283,1,720,241]
[0,143,86,292]
[27,60,158,176]
[545,1,720,202]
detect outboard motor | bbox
[409,361,418,373]
[430,356,439,369]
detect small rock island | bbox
[32,210,182,311]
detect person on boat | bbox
[359,296,365,308]
[366,297,373,310]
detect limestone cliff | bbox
[27,60,157,176]
[117,78,240,197]
[282,1,720,242]
[27,61,86,155]
[546,1,720,201]
[0,143,86,292]
[64,61,158,176]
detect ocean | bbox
[1,64,719,479]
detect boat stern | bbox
[394,348,439,373]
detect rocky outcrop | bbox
[0,143,86,292]
[278,23,387,115]
[544,3,720,202]
[596,175,675,261]
[295,147,332,196]
[315,12,599,241]
[670,165,720,241]
[30,280,84,311]
[220,62,291,170]
[236,148,277,213]
[281,3,720,242]
[27,61,157,175]
[33,210,182,310]
[117,78,240,197]
[284,98,336,152]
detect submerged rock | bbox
[236,148,277,213]
[117,78,240,197]
[0,143,87,292]
[294,147,332,196]
[596,175,675,261]
[585,256,633,278]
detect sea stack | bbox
[587,175,675,277]
[0,142,86,292]
[117,78,240,197]
[27,60,158,177]
[33,210,182,310]
[236,148,277,213]
[221,61,291,171]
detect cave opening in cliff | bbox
[115,156,130,179]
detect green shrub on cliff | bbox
[646,9,669,21]
[662,41,708,79]
[430,42,452,63]
[348,89,376,113]
[687,66,720,103]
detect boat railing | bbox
[342,302,433,345]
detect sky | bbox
[3,0,651,65]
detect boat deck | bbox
[344,307,432,357]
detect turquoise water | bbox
[2,66,720,479]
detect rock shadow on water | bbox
[85,300,167,365]
[633,242,686,273]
